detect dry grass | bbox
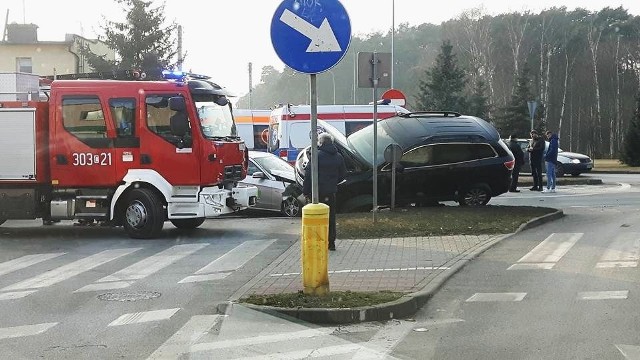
[336,205,556,239]
[593,159,640,171]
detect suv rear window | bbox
[401,143,496,167]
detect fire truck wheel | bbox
[123,188,165,239]
[170,218,205,229]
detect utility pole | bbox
[248,62,253,109]
[177,25,183,71]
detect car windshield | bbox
[253,154,293,177]
[195,102,236,139]
[347,122,396,167]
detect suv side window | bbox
[401,143,496,167]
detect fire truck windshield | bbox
[195,102,237,139]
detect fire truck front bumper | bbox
[200,185,258,217]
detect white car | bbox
[239,151,306,217]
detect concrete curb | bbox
[240,209,565,324]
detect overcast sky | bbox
[4,0,639,101]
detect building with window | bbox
[0,23,115,77]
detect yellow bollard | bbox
[301,203,330,296]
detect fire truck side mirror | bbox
[169,96,186,112]
[214,95,229,106]
[170,112,189,138]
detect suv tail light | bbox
[504,159,515,170]
[278,149,288,161]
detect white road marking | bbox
[0,248,140,292]
[507,263,555,270]
[179,240,274,283]
[228,344,379,360]
[596,233,640,268]
[146,315,223,360]
[270,266,449,277]
[616,344,640,360]
[0,290,37,300]
[108,308,180,326]
[190,328,335,352]
[0,253,65,277]
[351,320,415,360]
[75,244,207,292]
[74,281,132,293]
[577,290,628,300]
[466,292,527,302]
[0,322,57,339]
[508,233,582,270]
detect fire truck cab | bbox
[0,71,257,239]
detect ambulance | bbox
[233,109,271,151]
[268,104,409,163]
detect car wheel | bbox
[459,184,491,206]
[555,163,565,177]
[123,188,165,239]
[170,218,205,229]
[281,196,302,217]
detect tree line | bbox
[77,2,640,160]
[239,6,640,160]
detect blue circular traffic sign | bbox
[271,0,351,74]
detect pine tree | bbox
[414,40,467,113]
[495,64,535,137]
[80,0,178,75]
[467,78,491,120]
[620,93,640,166]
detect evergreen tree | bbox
[620,93,640,166]
[414,40,467,112]
[467,78,491,120]
[495,64,535,137]
[80,0,178,76]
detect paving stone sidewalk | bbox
[236,234,505,297]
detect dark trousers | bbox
[531,158,543,189]
[510,165,521,190]
[320,193,337,246]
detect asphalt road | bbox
[0,173,638,359]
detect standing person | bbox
[527,130,545,191]
[544,130,559,193]
[508,134,525,192]
[302,133,347,251]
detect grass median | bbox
[241,205,557,309]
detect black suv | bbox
[295,112,514,212]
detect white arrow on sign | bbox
[280,9,341,53]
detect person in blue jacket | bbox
[303,133,347,251]
[544,130,559,193]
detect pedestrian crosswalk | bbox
[2,231,640,359]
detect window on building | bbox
[16,57,32,73]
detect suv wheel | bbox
[459,184,491,206]
[555,163,565,177]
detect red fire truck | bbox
[0,70,257,239]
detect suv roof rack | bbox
[399,111,462,118]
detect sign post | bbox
[271,0,351,296]
[357,51,391,222]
